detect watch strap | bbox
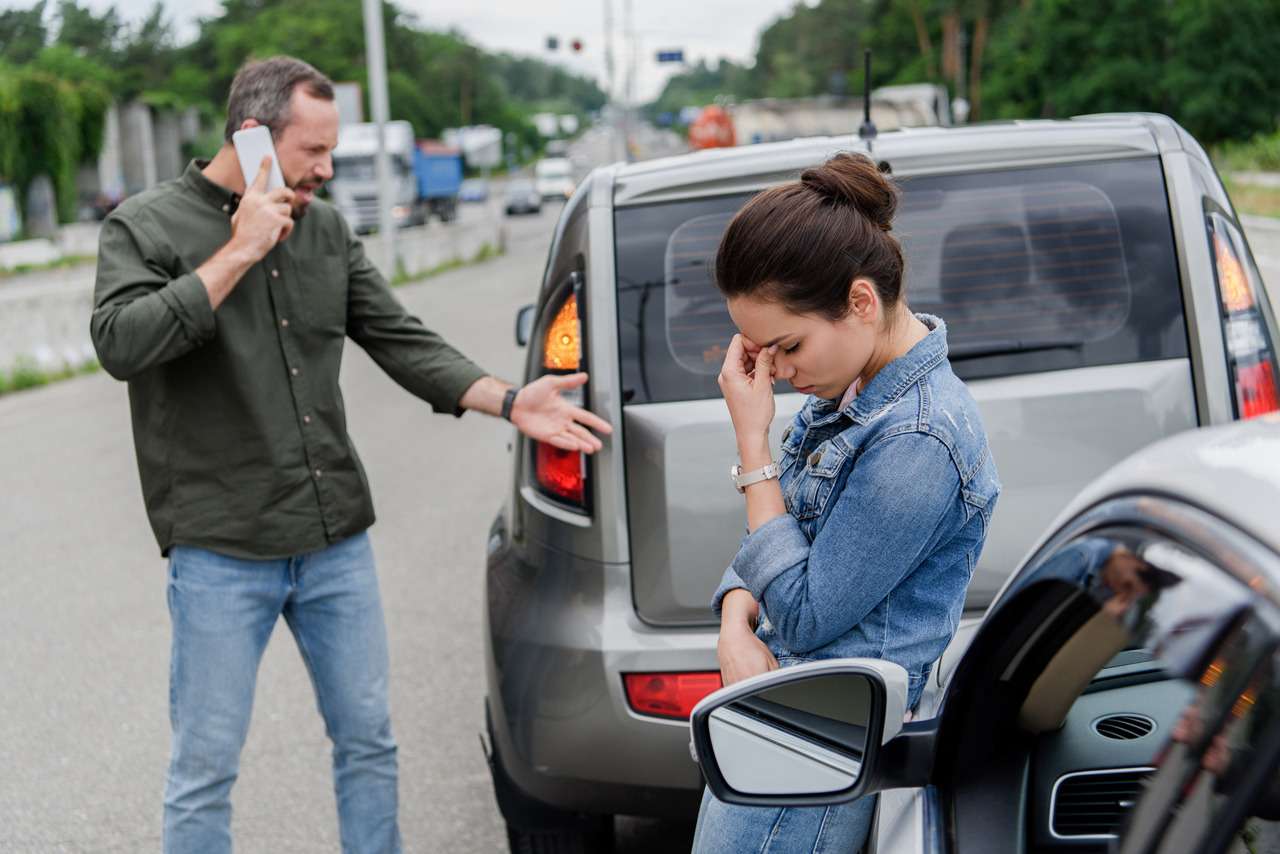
[501,387,520,422]
[731,461,782,493]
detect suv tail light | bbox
[532,277,590,510]
[623,672,723,720]
[1208,213,1280,419]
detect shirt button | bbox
[221,203,230,213]
[280,318,289,328]
[271,269,280,278]
[290,367,300,377]
[303,414,312,424]
[314,468,323,479]
[808,450,824,467]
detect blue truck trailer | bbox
[413,141,462,223]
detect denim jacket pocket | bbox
[782,439,849,521]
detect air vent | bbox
[1093,713,1156,740]
[1051,767,1153,839]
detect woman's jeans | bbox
[162,531,400,854]
[691,786,876,854]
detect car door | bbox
[927,492,1280,854]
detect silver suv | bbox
[482,113,1280,850]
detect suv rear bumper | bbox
[484,520,717,820]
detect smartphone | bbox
[231,126,285,192]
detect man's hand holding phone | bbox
[231,156,295,260]
[196,155,296,310]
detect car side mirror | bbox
[690,659,926,807]
[515,304,536,347]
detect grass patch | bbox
[1212,128,1280,174]
[391,241,505,288]
[0,356,100,398]
[1222,176,1280,220]
[0,253,96,279]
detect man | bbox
[90,56,610,853]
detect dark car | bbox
[504,179,542,216]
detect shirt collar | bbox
[810,313,950,424]
[182,159,241,215]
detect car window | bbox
[980,514,1280,853]
[614,157,1187,405]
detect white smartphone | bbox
[231,126,285,192]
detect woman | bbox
[692,152,1001,853]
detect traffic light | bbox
[571,38,583,53]
[546,35,559,51]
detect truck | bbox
[328,120,462,233]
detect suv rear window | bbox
[614,157,1187,405]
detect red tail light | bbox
[623,671,723,720]
[535,441,585,504]
[1208,213,1280,420]
[532,280,590,510]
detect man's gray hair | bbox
[223,56,335,143]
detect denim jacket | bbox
[712,314,1001,709]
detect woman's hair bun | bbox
[799,152,897,231]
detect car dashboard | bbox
[1028,651,1190,852]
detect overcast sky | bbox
[9,0,805,102]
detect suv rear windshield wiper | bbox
[949,338,1085,362]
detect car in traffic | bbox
[504,179,542,216]
[533,156,575,200]
[691,414,1280,853]
[460,177,490,203]
[483,113,1280,851]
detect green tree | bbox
[1165,0,1280,143]
[0,1,48,64]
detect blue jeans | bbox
[163,531,400,853]
[691,787,876,854]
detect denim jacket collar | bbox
[810,313,949,426]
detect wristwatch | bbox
[501,387,521,422]
[730,461,782,493]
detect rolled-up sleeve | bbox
[90,215,216,380]
[730,432,962,653]
[343,220,487,415]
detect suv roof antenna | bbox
[858,48,877,149]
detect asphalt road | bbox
[0,201,694,853]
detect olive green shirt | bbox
[91,160,487,559]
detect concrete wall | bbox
[119,103,157,195]
[152,111,184,185]
[0,216,505,374]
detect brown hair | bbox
[715,152,905,321]
[223,56,335,143]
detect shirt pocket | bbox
[293,253,348,333]
[782,438,849,521]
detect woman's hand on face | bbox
[718,334,777,449]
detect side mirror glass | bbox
[515,304,536,347]
[690,660,909,807]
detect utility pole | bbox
[603,0,620,162]
[362,0,396,273]
[622,0,634,162]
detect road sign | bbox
[656,49,684,63]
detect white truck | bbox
[329,120,451,233]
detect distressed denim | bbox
[163,531,400,854]
[712,315,1001,711]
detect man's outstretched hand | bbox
[510,372,613,453]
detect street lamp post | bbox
[362,0,397,274]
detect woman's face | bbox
[727,281,883,400]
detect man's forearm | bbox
[457,375,513,417]
[195,239,258,310]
